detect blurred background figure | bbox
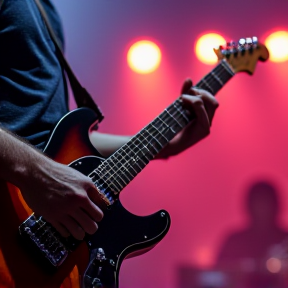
[214,180,288,287]
[177,180,288,288]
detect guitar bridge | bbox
[18,214,69,267]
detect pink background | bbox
[53,1,288,287]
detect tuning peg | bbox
[252,36,258,44]
[226,41,232,48]
[226,41,236,48]
[246,37,253,45]
[238,38,246,46]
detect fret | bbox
[95,163,124,192]
[115,166,134,183]
[172,100,190,124]
[102,160,118,180]
[150,118,169,142]
[121,144,148,169]
[157,114,170,130]
[150,122,170,146]
[89,59,236,198]
[221,60,235,76]
[107,180,122,193]
[199,78,214,94]
[112,147,145,177]
[129,141,154,162]
[197,60,234,94]
[129,158,143,173]
[136,153,150,165]
[119,153,139,175]
[216,64,233,84]
[140,142,156,159]
[114,172,129,186]
[166,102,189,129]
[118,147,144,174]
[140,128,164,155]
[102,173,123,193]
[211,71,224,86]
[114,161,135,179]
[136,133,156,159]
[139,128,161,155]
[147,124,166,151]
[163,109,184,130]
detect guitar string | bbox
[94,60,233,185]
[35,61,236,241]
[91,60,235,192]
[91,61,235,193]
[95,106,188,192]
[30,61,236,240]
[85,61,235,194]
[29,217,64,251]
[95,102,188,191]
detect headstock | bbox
[213,37,269,75]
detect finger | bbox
[61,216,86,240]
[181,79,193,94]
[49,220,70,238]
[82,188,104,222]
[72,209,98,235]
[181,95,211,130]
[196,93,219,125]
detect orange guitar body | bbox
[0,109,98,288]
[0,180,88,288]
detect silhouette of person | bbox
[215,180,288,288]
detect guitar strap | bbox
[34,0,105,123]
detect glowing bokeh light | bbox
[127,40,161,74]
[195,246,213,267]
[266,257,282,273]
[195,33,226,65]
[265,31,288,62]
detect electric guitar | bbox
[0,37,269,288]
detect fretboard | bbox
[90,60,235,197]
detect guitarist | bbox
[0,0,218,248]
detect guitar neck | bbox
[90,60,235,197]
[197,59,235,94]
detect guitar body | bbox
[0,108,171,288]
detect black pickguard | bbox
[70,156,171,288]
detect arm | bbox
[0,127,103,240]
[90,79,219,158]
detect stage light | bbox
[266,257,281,273]
[195,246,213,267]
[127,40,161,74]
[265,31,288,62]
[195,33,225,65]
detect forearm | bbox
[89,131,131,158]
[0,127,48,188]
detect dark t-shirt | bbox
[0,0,68,149]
